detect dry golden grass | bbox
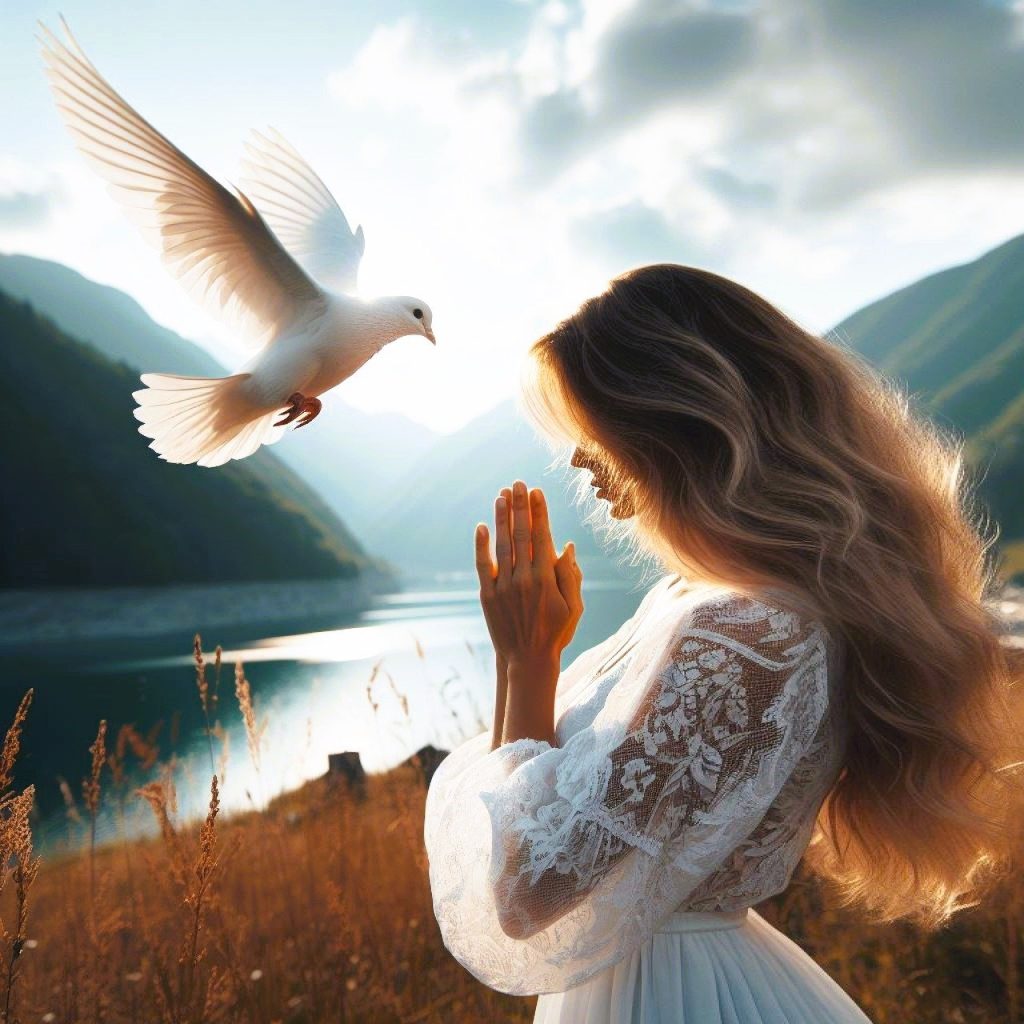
[0,634,1020,1023]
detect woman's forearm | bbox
[500,652,559,747]
[490,652,508,751]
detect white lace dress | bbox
[423,574,874,1022]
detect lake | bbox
[11,566,1018,854]
[0,563,654,852]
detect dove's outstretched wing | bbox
[39,20,325,349]
[239,128,365,294]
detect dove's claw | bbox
[275,393,323,429]
[275,392,309,427]
[295,398,322,429]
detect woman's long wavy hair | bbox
[519,263,1024,931]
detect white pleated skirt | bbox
[533,907,874,1024]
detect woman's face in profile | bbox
[570,445,635,520]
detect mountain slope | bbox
[373,231,1024,579]
[0,251,440,542]
[830,231,1024,558]
[361,397,624,574]
[0,291,383,587]
[829,233,1024,446]
[0,253,223,377]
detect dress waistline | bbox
[654,907,750,934]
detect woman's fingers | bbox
[554,547,573,598]
[568,543,583,611]
[475,523,494,589]
[529,488,556,566]
[495,492,513,581]
[511,480,532,570]
[499,486,512,572]
[554,542,581,601]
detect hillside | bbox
[829,233,1024,447]
[0,252,224,377]
[373,231,1024,580]
[0,291,385,587]
[4,667,1022,1022]
[831,231,1024,564]
[362,397,625,574]
[0,252,443,545]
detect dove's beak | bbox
[424,326,436,345]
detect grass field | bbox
[0,638,1020,1024]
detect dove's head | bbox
[396,297,435,345]
[360,295,436,350]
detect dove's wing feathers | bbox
[239,128,365,294]
[39,20,325,349]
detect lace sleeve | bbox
[423,594,832,995]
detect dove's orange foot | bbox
[295,397,321,429]
[275,393,322,429]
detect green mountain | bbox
[7,231,1022,585]
[0,252,440,544]
[0,291,386,587]
[829,231,1024,574]
[361,397,635,576]
[0,253,223,377]
[372,232,1024,581]
[279,399,440,540]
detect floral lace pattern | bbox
[423,578,847,996]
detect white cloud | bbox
[5,0,1023,434]
[310,0,1024,428]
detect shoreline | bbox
[0,568,397,648]
[0,572,1020,651]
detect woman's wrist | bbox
[501,650,560,747]
[505,648,561,677]
[491,652,509,751]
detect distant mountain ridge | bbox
[371,231,1024,580]
[278,399,440,540]
[6,233,1023,585]
[0,251,441,546]
[830,231,1024,574]
[0,290,387,587]
[0,253,224,377]
[357,397,620,573]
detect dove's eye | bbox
[413,308,424,319]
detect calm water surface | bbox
[0,567,651,850]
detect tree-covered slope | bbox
[372,231,1024,578]
[828,231,1024,565]
[0,253,223,377]
[0,251,443,545]
[829,234,1024,442]
[0,292,379,587]
[361,397,626,574]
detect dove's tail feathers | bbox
[132,372,289,468]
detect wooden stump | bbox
[327,750,366,799]
[409,744,449,787]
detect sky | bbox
[2,0,1024,434]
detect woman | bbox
[422,264,1023,1022]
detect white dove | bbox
[39,19,435,468]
